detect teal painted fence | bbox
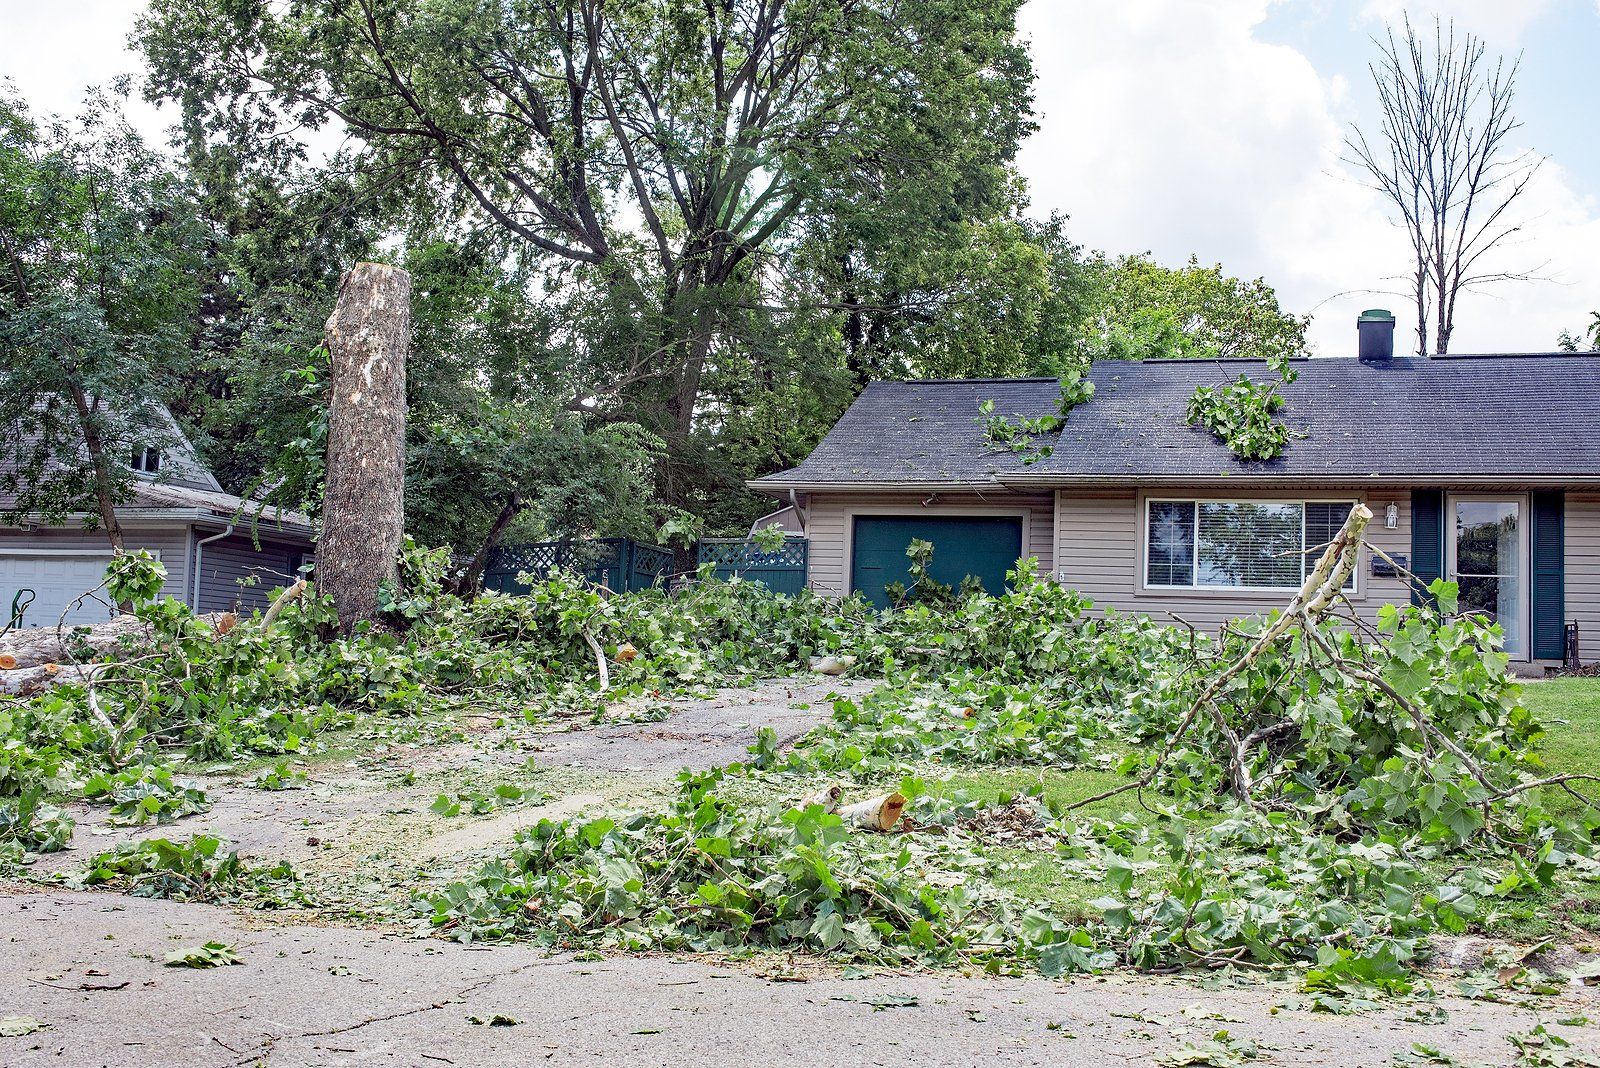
[697,538,809,595]
[483,538,673,595]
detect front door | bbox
[1449,497,1527,658]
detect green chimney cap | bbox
[1358,308,1395,323]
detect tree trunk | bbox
[450,492,522,597]
[319,262,411,635]
[66,385,125,553]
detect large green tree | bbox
[0,89,206,548]
[1067,253,1310,365]
[137,0,1036,526]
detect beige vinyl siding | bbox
[1568,494,1600,663]
[0,523,192,606]
[1053,487,1414,632]
[803,492,1054,597]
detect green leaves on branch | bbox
[423,767,1107,973]
[0,789,74,866]
[78,835,305,907]
[5,535,1593,987]
[1186,356,1302,461]
[105,551,167,608]
[83,764,210,827]
[979,357,1095,464]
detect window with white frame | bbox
[1145,499,1358,591]
[130,446,162,474]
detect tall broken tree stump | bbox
[320,262,412,634]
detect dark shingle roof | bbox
[752,355,1600,488]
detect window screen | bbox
[1146,501,1195,586]
[1304,502,1357,589]
[1197,502,1302,589]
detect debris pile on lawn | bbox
[951,796,1051,846]
[7,511,1600,990]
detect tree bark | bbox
[449,492,522,597]
[66,385,125,553]
[0,613,149,669]
[320,262,411,635]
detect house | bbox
[750,312,1600,670]
[0,408,315,627]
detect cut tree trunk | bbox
[0,610,237,691]
[0,614,149,670]
[0,663,93,697]
[838,792,907,831]
[319,262,411,635]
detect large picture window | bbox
[1145,499,1359,592]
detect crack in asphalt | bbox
[223,958,563,1067]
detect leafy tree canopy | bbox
[1066,253,1310,365]
[0,87,205,544]
[136,0,1039,531]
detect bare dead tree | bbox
[1345,16,1541,356]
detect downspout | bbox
[191,523,234,612]
[788,489,809,534]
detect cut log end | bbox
[799,783,844,812]
[839,792,907,832]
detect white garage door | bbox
[0,552,118,628]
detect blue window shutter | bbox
[1531,491,1565,661]
[1410,489,1445,606]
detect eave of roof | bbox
[4,507,315,539]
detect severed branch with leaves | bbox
[1068,502,1598,844]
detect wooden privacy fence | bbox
[483,538,673,595]
[697,538,809,595]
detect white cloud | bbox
[1017,0,1600,355]
[0,1,170,133]
[1359,0,1557,46]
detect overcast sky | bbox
[4,0,1597,356]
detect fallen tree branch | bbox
[1066,504,1374,811]
[579,628,610,693]
[261,579,308,634]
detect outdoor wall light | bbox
[1385,502,1399,530]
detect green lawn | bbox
[1437,677,1600,940]
[923,678,1600,939]
[1526,677,1600,778]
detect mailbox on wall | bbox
[1371,553,1408,578]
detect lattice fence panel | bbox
[697,538,809,594]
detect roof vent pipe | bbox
[1357,308,1395,363]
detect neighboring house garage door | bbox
[0,551,118,628]
[849,515,1024,609]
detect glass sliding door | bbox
[1450,497,1526,658]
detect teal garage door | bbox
[850,515,1024,608]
